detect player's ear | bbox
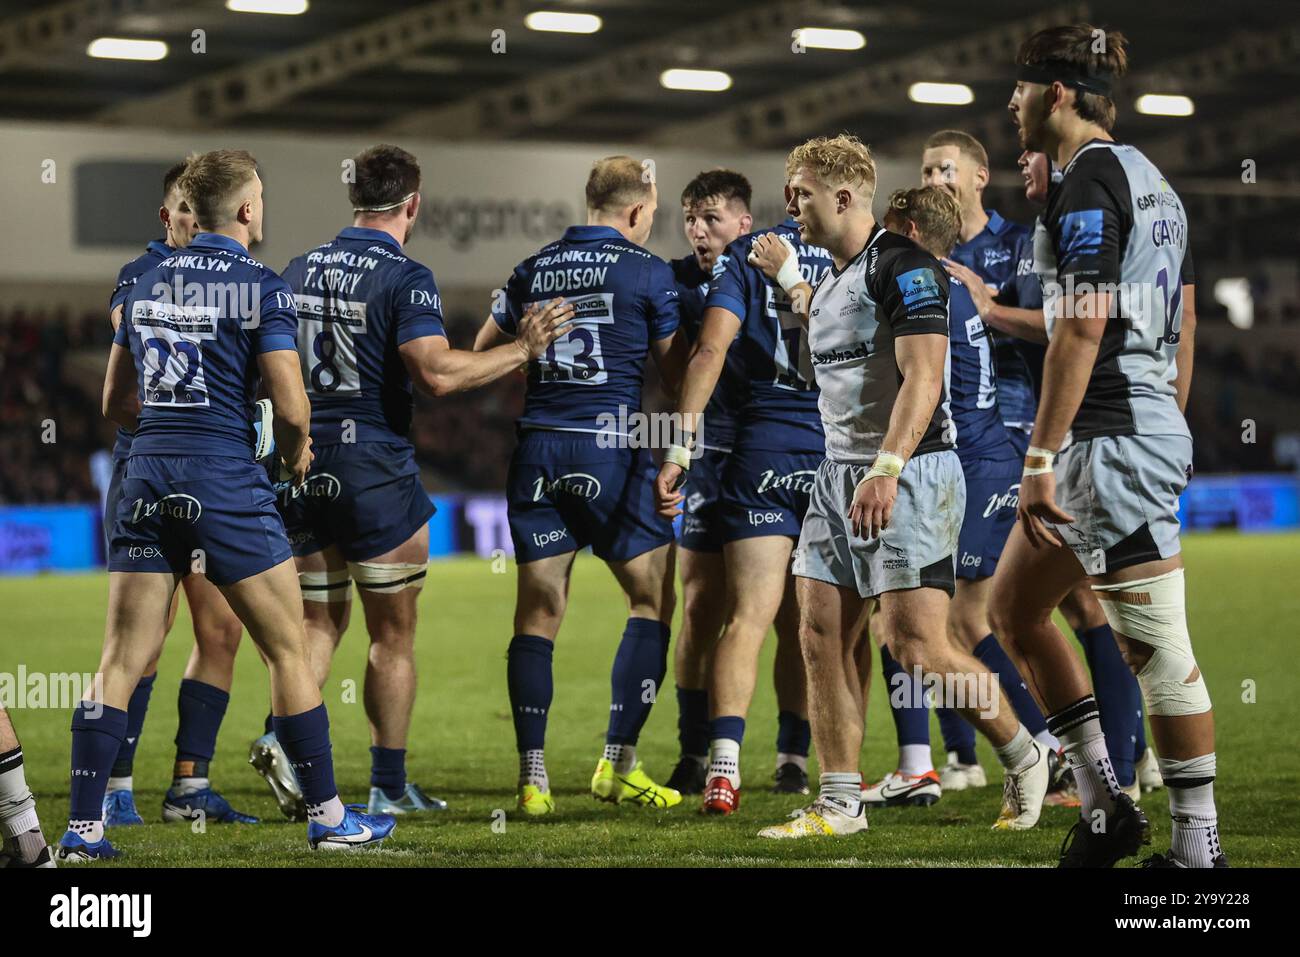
[407,192,421,220]
[158,204,170,229]
[739,211,753,234]
[975,164,990,192]
[837,187,852,213]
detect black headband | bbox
[1016,59,1113,97]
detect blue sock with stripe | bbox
[1077,623,1141,787]
[881,644,931,747]
[111,673,155,778]
[272,704,337,809]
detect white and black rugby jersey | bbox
[807,225,954,465]
[1036,140,1193,440]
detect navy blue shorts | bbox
[107,455,292,587]
[679,447,728,553]
[276,442,435,562]
[104,455,128,556]
[1005,427,1031,461]
[956,448,1021,580]
[507,430,674,564]
[718,447,821,544]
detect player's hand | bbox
[515,298,576,360]
[286,436,314,488]
[848,474,897,540]
[1016,471,1075,548]
[748,232,794,283]
[941,258,996,319]
[655,462,685,518]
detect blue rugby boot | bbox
[308,805,396,851]
[162,786,260,824]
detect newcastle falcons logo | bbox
[131,493,202,524]
[532,472,602,502]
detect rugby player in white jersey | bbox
[750,135,1048,838]
[997,24,1224,867]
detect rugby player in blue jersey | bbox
[475,156,685,816]
[655,190,833,816]
[58,149,394,859]
[663,170,812,798]
[102,161,258,828]
[268,145,571,819]
[995,24,1221,867]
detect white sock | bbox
[994,725,1037,773]
[898,744,934,777]
[819,772,862,814]
[173,776,210,795]
[1162,753,1221,867]
[1033,730,1061,752]
[1052,707,1118,817]
[307,795,345,828]
[107,775,133,793]
[775,752,807,773]
[708,738,741,788]
[519,749,548,790]
[1,806,46,863]
[604,743,636,774]
[68,819,104,844]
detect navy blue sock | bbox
[936,707,978,765]
[676,687,709,756]
[606,618,670,746]
[775,710,811,757]
[174,678,229,767]
[1077,623,1141,787]
[111,673,156,778]
[880,644,931,747]
[370,746,406,800]
[974,634,1050,737]
[709,714,746,745]
[264,712,274,736]
[507,634,554,752]
[272,704,337,808]
[69,703,128,822]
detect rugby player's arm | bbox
[1174,283,1196,413]
[257,348,312,473]
[941,258,1047,344]
[400,334,530,397]
[676,306,741,435]
[102,343,139,430]
[649,331,688,400]
[1029,291,1111,452]
[882,333,949,462]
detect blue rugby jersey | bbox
[950,210,1040,431]
[113,233,298,458]
[946,277,1015,459]
[281,227,446,446]
[703,219,832,454]
[492,224,680,434]
[670,253,746,451]
[108,239,174,462]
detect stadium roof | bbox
[3,0,1297,255]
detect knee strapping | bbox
[1091,569,1210,717]
[348,560,427,594]
[298,568,351,604]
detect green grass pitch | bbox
[3,531,1297,867]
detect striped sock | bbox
[1047,696,1119,818]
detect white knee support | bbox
[347,561,427,594]
[1091,568,1211,716]
[298,568,352,604]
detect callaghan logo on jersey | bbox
[130,493,202,524]
[532,472,602,501]
[812,342,869,366]
[896,267,942,307]
[756,469,815,495]
[982,248,1012,270]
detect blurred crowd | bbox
[0,307,1294,506]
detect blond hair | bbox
[883,187,962,259]
[176,149,259,230]
[586,155,653,213]
[785,134,877,197]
